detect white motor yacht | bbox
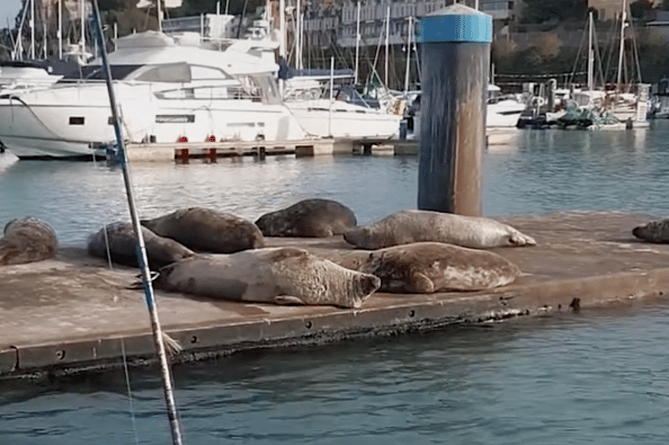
[0,31,307,159]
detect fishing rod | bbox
[89,1,184,444]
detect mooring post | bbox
[416,4,491,216]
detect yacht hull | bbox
[0,83,307,159]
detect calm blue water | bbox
[2,121,669,444]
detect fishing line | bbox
[121,338,141,445]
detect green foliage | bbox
[636,29,669,83]
[520,0,588,24]
[630,0,654,19]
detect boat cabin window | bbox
[190,66,230,81]
[58,64,142,82]
[131,63,192,83]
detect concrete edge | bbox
[4,267,669,380]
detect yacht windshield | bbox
[58,64,142,82]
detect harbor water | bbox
[2,121,669,443]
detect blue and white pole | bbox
[417,4,492,216]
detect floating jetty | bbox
[1,212,667,379]
[122,137,401,161]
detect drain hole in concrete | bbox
[305,321,313,329]
[409,310,416,318]
[55,350,65,360]
[190,336,198,344]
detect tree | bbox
[520,0,588,24]
[630,0,654,19]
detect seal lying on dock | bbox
[344,210,536,249]
[311,242,521,293]
[255,198,357,237]
[87,222,195,269]
[141,207,265,253]
[152,247,381,308]
[632,219,669,243]
[0,217,58,266]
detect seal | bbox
[344,210,536,249]
[152,247,381,308]
[632,219,669,243]
[0,216,58,266]
[87,222,195,269]
[332,242,522,293]
[141,207,265,253]
[255,198,357,237]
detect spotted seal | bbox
[324,242,522,293]
[0,216,58,266]
[141,207,265,253]
[344,210,536,249]
[87,222,195,269]
[152,247,381,308]
[632,218,669,243]
[255,198,357,237]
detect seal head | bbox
[632,219,669,243]
[87,222,195,269]
[0,216,58,266]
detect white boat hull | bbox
[0,82,307,159]
[286,99,401,140]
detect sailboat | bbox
[562,5,649,129]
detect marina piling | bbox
[416,4,491,216]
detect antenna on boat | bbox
[89,1,184,444]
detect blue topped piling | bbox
[417,4,492,216]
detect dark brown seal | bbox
[141,207,265,253]
[255,198,357,237]
[632,219,669,243]
[344,210,536,249]
[87,222,195,269]
[153,247,381,308]
[0,216,58,266]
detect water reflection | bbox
[2,122,669,244]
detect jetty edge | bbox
[1,211,667,380]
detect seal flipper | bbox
[509,230,536,247]
[273,295,307,305]
[410,271,435,294]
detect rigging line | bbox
[121,338,141,445]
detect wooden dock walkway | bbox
[0,212,666,379]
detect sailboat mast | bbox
[355,1,360,84]
[384,3,389,87]
[158,0,163,32]
[30,0,35,59]
[404,16,411,94]
[80,0,85,58]
[587,11,593,92]
[58,0,62,59]
[616,0,626,89]
[296,0,302,69]
[279,0,286,59]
